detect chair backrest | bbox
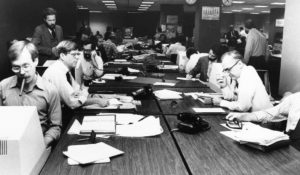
[256,69,271,95]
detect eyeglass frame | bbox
[223,60,240,73]
[11,63,33,73]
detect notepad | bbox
[193,107,226,114]
[153,89,182,100]
[153,82,175,86]
[80,115,116,134]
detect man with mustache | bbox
[32,7,63,65]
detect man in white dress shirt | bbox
[212,50,272,112]
[43,40,108,110]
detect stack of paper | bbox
[116,116,163,137]
[63,142,124,165]
[192,107,226,114]
[153,89,182,100]
[220,122,290,146]
[80,115,116,134]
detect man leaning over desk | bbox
[0,41,62,148]
[212,50,272,112]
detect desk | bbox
[40,115,188,175]
[165,115,300,175]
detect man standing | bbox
[32,7,63,65]
[0,41,62,148]
[212,51,272,112]
[243,19,267,69]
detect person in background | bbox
[32,7,63,65]
[225,25,240,50]
[43,40,108,110]
[212,50,272,112]
[75,40,104,87]
[104,26,113,41]
[102,32,119,60]
[226,92,300,134]
[165,35,186,56]
[0,41,62,148]
[243,19,267,69]
[185,47,202,74]
[239,27,247,38]
[186,44,228,82]
[154,27,164,41]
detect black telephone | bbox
[176,113,211,134]
[131,85,153,98]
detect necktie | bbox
[66,72,72,86]
[50,28,56,38]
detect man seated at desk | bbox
[212,50,272,112]
[0,41,62,148]
[226,92,300,136]
[43,40,108,110]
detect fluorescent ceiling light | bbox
[232,1,245,4]
[104,3,116,6]
[138,9,147,11]
[223,12,233,13]
[255,5,268,8]
[261,11,270,13]
[142,1,155,4]
[140,4,151,7]
[271,2,285,5]
[102,0,114,2]
[242,8,254,10]
[232,10,242,12]
[139,7,149,9]
[250,13,259,14]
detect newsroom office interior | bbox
[0,0,298,97]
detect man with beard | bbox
[186,44,228,82]
[0,41,62,148]
[32,7,63,65]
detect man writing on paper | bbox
[0,41,62,148]
[43,40,109,110]
[212,51,272,112]
[226,92,300,135]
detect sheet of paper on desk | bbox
[67,119,81,135]
[114,59,127,62]
[101,74,122,80]
[99,113,144,125]
[176,77,197,81]
[193,107,226,114]
[116,116,163,137]
[158,65,179,70]
[63,142,124,165]
[67,156,110,165]
[80,115,116,134]
[153,82,175,86]
[154,89,182,100]
[128,67,140,73]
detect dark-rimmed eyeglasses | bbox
[223,60,240,73]
[11,64,32,73]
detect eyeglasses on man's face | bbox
[223,60,240,73]
[11,63,32,73]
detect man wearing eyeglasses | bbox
[212,50,272,112]
[43,40,109,111]
[0,41,62,148]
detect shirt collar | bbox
[57,59,71,74]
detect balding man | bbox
[212,50,272,112]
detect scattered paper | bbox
[80,115,116,134]
[67,119,81,135]
[114,59,127,62]
[193,107,226,114]
[128,67,140,73]
[157,65,179,70]
[176,77,196,81]
[153,82,175,86]
[66,155,110,165]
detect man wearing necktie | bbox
[32,7,63,65]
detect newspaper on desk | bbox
[157,65,179,70]
[63,142,124,165]
[220,122,289,146]
[68,113,163,138]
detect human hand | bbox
[226,112,253,122]
[44,136,53,148]
[212,97,222,106]
[95,98,109,107]
[186,74,193,80]
[216,74,227,88]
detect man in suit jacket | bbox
[32,7,63,65]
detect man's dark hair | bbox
[43,7,57,19]
[186,47,198,59]
[245,19,255,29]
[211,44,229,62]
[8,40,38,62]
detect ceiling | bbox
[75,0,285,14]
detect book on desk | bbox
[80,115,116,134]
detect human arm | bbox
[243,31,254,64]
[44,84,62,148]
[92,51,104,77]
